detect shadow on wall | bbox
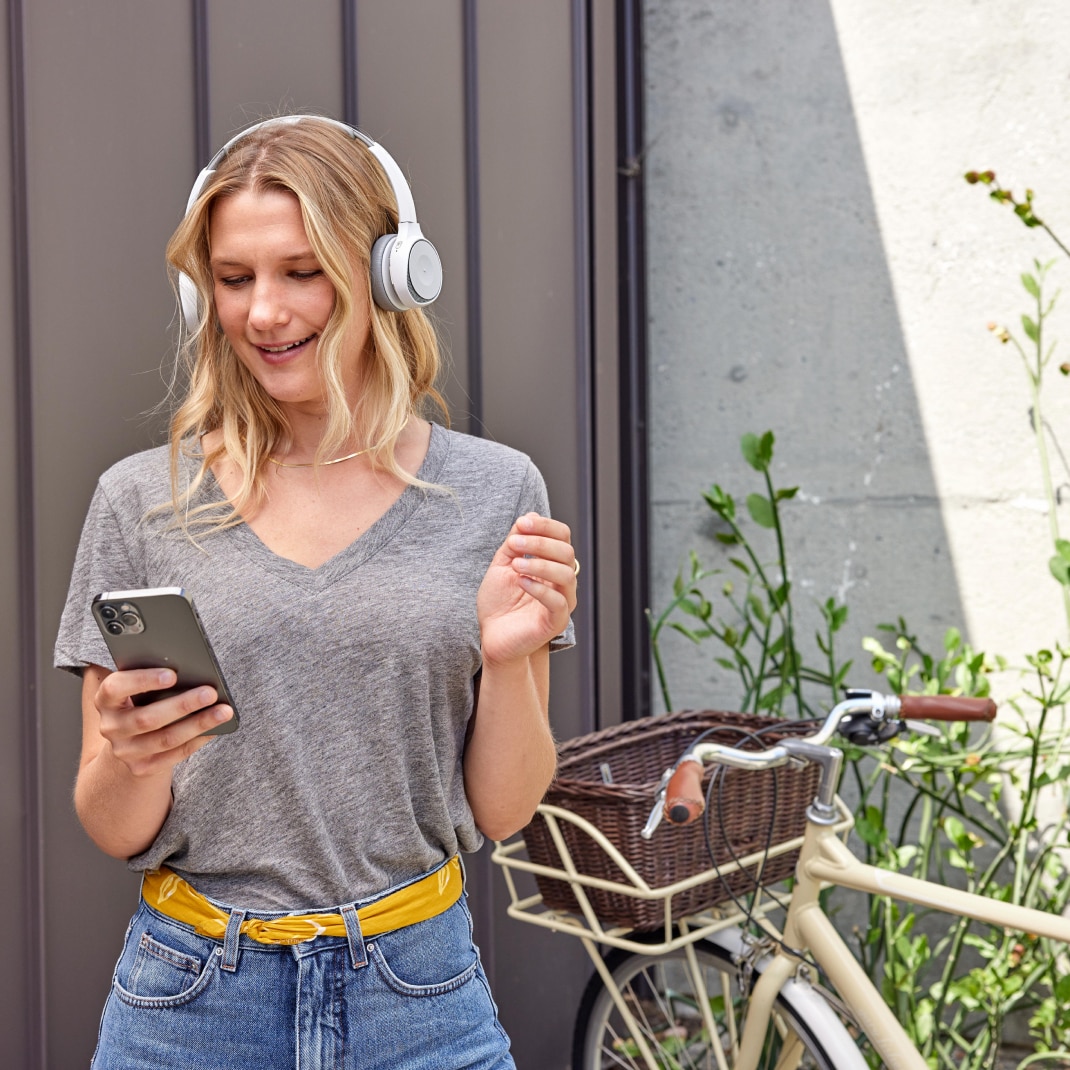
[643,0,965,712]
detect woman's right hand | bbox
[89,665,233,778]
[75,664,233,858]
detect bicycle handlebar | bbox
[664,760,704,826]
[898,694,996,721]
[660,691,997,829]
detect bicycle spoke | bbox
[574,941,868,1070]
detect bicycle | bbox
[491,690,1070,1069]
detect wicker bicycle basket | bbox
[520,709,821,931]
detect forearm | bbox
[75,662,220,860]
[463,646,557,841]
[74,746,173,859]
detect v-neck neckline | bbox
[197,422,451,590]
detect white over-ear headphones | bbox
[178,115,443,328]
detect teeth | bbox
[261,334,314,353]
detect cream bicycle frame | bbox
[736,809,1070,1069]
[495,775,1070,1068]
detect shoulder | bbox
[430,425,551,519]
[93,444,174,514]
[433,425,537,484]
[97,443,172,482]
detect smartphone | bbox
[91,587,239,736]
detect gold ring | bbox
[573,558,581,578]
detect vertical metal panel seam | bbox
[462,0,482,432]
[341,0,358,126]
[8,0,45,1063]
[460,0,496,992]
[615,0,650,722]
[572,0,598,737]
[191,0,210,166]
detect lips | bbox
[256,333,317,364]
[260,333,316,354]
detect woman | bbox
[54,115,576,1069]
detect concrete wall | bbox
[644,0,1070,713]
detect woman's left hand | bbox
[477,513,577,666]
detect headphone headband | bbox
[179,114,442,326]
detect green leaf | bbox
[943,627,962,652]
[714,532,740,545]
[756,686,785,711]
[1049,555,1070,586]
[669,622,707,644]
[855,805,886,847]
[1022,272,1041,298]
[676,595,711,620]
[702,486,735,520]
[1022,314,1039,342]
[1055,538,1070,561]
[774,486,799,501]
[740,430,775,472]
[746,493,776,528]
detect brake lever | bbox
[641,768,673,840]
[903,718,942,738]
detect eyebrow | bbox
[210,251,319,268]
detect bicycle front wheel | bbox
[572,930,870,1070]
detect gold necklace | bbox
[268,446,372,469]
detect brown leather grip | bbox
[898,695,996,722]
[664,759,705,825]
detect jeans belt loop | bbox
[340,903,367,970]
[221,909,247,972]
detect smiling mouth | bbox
[259,333,316,354]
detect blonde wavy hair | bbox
[164,115,448,533]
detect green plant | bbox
[648,431,1070,1068]
[967,172,1070,635]
[646,431,850,718]
[856,626,1070,1069]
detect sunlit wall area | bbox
[644,0,1070,714]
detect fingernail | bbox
[214,706,231,722]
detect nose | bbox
[248,279,290,331]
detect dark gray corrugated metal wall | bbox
[3,2,632,1068]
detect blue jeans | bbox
[91,883,516,1070]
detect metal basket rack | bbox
[492,795,854,957]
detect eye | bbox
[292,269,324,281]
[217,275,250,289]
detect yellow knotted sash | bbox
[141,857,463,946]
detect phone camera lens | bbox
[105,620,124,635]
[99,605,118,621]
[120,611,140,628]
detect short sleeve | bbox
[53,480,144,674]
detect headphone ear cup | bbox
[179,272,200,332]
[370,233,404,311]
[370,230,443,312]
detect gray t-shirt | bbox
[55,423,573,911]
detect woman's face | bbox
[209,188,370,412]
